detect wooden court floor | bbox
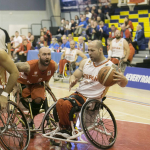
[1,79,150,150]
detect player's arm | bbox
[112,64,128,87]
[123,40,130,62]
[15,62,30,74]
[108,42,112,60]
[69,59,87,91]
[0,50,19,93]
[7,43,11,56]
[61,51,65,59]
[75,50,87,66]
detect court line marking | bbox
[50,85,150,107]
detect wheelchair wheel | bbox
[41,102,57,134]
[81,99,117,149]
[119,60,128,73]
[0,100,30,150]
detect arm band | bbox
[108,50,112,57]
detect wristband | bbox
[1,91,9,97]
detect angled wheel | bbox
[81,99,117,149]
[0,100,30,150]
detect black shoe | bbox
[29,121,36,139]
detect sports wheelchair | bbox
[0,100,30,150]
[41,97,117,149]
[12,82,57,139]
[53,61,76,82]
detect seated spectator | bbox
[60,35,70,50]
[37,36,47,49]
[78,36,88,52]
[83,14,89,23]
[49,38,59,51]
[90,21,100,40]
[124,16,134,34]
[68,34,78,48]
[30,35,36,49]
[107,38,113,51]
[91,10,97,21]
[106,3,115,20]
[97,16,102,24]
[27,32,31,41]
[74,17,87,36]
[70,19,77,34]
[121,24,132,42]
[86,19,94,38]
[109,24,118,38]
[40,28,44,32]
[64,20,71,36]
[57,39,62,52]
[132,24,145,53]
[97,2,103,10]
[99,21,109,45]
[85,9,92,19]
[79,14,83,23]
[41,31,48,46]
[126,38,135,62]
[97,9,105,22]
[75,15,79,24]
[57,18,66,35]
[91,6,97,14]
[16,39,31,62]
[10,35,14,47]
[12,31,22,55]
[43,27,52,45]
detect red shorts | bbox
[22,84,46,100]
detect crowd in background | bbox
[10,2,147,63]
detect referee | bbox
[0,28,11,56]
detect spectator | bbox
[57,39,62,51]
[87,18,92,26]
[99,21,109,45]
[16,39,31,62]
[60,35,70,50]
[90,21,100,40]
[41,31,48,45]
[64,20,71,36]
[91,10,97,21]
[12,31,22,55]
[78,36,88,52]
[91,6,97,14]
[97,3,103,10]
[126,38,135,62]
[74,17,87,36]
[27,32,31,41]
[109,24,118,38]
[10,35,14,47]
[37,36,47,49]
[97,16,102,24]
[30,35,36,49]
[43,27,52,45]
[97,9,105,22]
[57,19,66,35]
[49,38,59,51]
[86,20,95,39]
[83,14,89,23]
[132,24,145,53]
[106,3,115,20]
[124,16,134,34]
[40,28,44,32]
[70,19,77,34]
[75,15,79,24]
[85,9,92,19]
[79,14,83,23]
[68,34,78,48]
[121,24,132,42]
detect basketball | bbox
[98,66,116,87]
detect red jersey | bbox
[17,59,55,84]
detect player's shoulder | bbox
[105,60,113,67]
[27,59,38,65]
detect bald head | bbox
[38,47,51,66]
[93,40,103,49]
[70,40,75,49]
[78,36,84,44]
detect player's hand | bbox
[0,96,8,110]
[69,78,78,91]
[113,69,125,84]
[108,57,111,60]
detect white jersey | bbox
[111,38,124,58]
[65,48,77,62]
[76,58,113,99]
[14,36,22,51]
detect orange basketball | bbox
[98,66,116,87]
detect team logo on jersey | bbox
[105,64,109,66]
[119,43,122,46]
[47,70,51,76]
[19,72,27,79]
[38,78,43,82]
[34,71,37,74]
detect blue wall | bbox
[0,0,46,10]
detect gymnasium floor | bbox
[1,79,150,150]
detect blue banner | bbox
[124,67,150,90]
